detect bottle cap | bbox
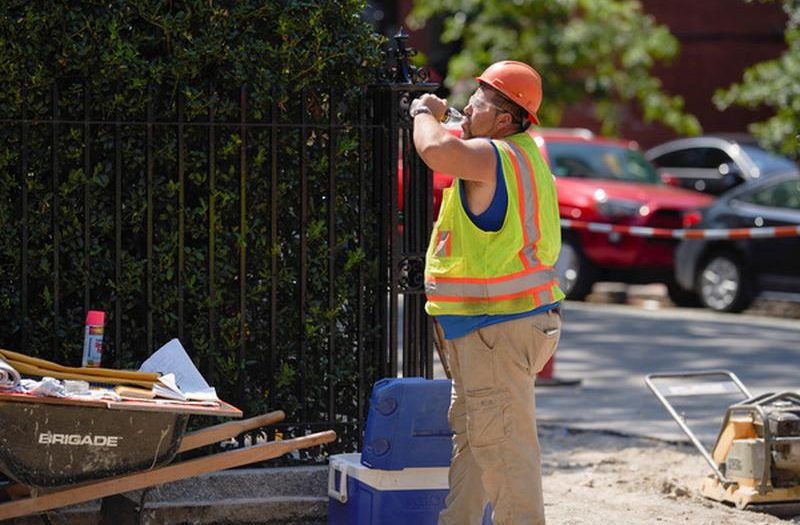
[86,310,105,326]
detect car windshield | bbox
[547,142,660,184]
[741,144,798,175]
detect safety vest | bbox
[424,131,565,316]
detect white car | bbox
[645,135,798,196]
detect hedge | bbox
[0,0,388,454]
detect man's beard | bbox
[461,121,495,140]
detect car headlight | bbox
[594,194,645,219]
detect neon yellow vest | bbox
[424,132,565,316]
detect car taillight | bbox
[659,171,682,187]
[682,210,703,229]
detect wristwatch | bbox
[410,106,433,118]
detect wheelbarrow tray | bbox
[0,391,240,488]
[0,396,337,522]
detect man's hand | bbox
[412,93,495,187]
[410,94,448,122]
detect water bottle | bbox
[441,107,466,130]
[81,310,105,368]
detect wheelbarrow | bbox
[0,390,336,522]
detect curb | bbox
[7,465,329,525]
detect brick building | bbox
[369,0,788,148]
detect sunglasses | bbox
[467,94,509,114]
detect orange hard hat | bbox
[476,60,542,125]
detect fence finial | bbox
[392,28,427,85]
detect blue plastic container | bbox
[328,453,493,525]
[362,377,452,470]
[328,453,448,525]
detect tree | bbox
[409,0,701,137]
[714,0,800,157]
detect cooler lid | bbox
[330,453,448,490]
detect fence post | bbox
[372,29,439,380]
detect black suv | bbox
[673,172,800,312]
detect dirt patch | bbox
[747,299,800,320]
[539,425,798,525]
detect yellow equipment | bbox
[647,371,800,518]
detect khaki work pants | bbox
[438,309,561,525]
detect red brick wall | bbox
[381,0,788,148]
[562,0,788,147]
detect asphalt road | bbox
[534,300,800,447]
[430,297,800,448]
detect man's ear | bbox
[496,111,516,133]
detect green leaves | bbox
[714,1,800,156]
[410,0,700,136]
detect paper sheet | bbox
[139,339,219,401]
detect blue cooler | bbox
[328,453,448,525]
[328,453,494,525]
[362,377,452,470]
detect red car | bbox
[421,128,714,304]
[536,129,714,303]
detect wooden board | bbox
[0,391,241,417]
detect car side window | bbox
[652,148,706,168]
[546,142,660,184]
[705,148,734,168]
[552,155,597,178]
[740,179,800,210]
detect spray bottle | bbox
[81,310,105,368]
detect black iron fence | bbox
[0,34,438,459]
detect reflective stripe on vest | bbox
[501,140,540,269]
[434,231,451,257]
[425,266,560,301]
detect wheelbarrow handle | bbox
[178,410,286,453]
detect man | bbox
[410,60,564,525]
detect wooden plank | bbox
[0,349,160,382]
[0,430,336,521]
[0,391,243,417]
[177,410,286,453]
[107,398,242,417]
[0,391,108,409]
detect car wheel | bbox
[666,280,700,308]
[696,252,751,313]
[555,235,595,300]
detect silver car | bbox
[645,136,798,196]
